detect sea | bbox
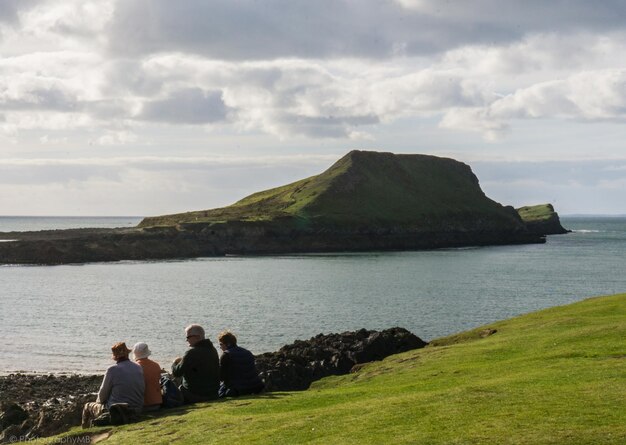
[1,216,625,374]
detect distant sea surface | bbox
[0,216,143,233]
[1,216,625,374]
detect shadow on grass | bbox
[63,392,293,442]
[138,391,292,419]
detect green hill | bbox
[139,150,525,231]
[54,293,626,444]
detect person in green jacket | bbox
[172,324,220,403]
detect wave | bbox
[573,229,601,233]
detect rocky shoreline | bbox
[0,221,546,265]
[0,327,426,442]
[0,374,101,442]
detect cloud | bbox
[488,71,626,120]
[395,1,626,33]
[0,153,340,168]
[106,0,626,61]
[138,88,228,124]
[439,108,510,141]
[439,69,626,139]
[3,0,626,144]
[18,0,114,42]
[107,0,419,60]
[0,153,342,215]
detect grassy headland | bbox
[50,293,626,444]
[139,150,524,230]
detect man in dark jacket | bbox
[217,331,264,398]
[172,324,220,403]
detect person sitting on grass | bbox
[82,342,144,428]
[132,342,162,411]
[217,330,264,398]
[172,324,220,403]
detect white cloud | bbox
[438,69,626,139]
[2,2,626,142]
[439,108,510,141]
[2,1,626,214]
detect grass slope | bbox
[51,293,626,444]
[517,203,558,223]
[139,151,521,229]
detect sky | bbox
[1,0,626,216]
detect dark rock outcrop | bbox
[0,374,100,443]
[0,402,28,430]
[255,327,427,391]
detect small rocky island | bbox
[0,150,568,265]
[517,203,569,235]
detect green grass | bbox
[139,150,523,230]
[45,293,626,444]
[517,204,557,223]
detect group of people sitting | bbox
[82,324,264,428]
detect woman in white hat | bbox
[132,342,163,411]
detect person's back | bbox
[132,342,163,409]
[83,341,144,428]
[218,331,264,397]
[177,339,220,396]
[100,359,145,410]
[137,358,162,406]
[172,324,220,403]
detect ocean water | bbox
[0,216,143,233]
[0,216,625,374]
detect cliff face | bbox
[517,204,569,235]
[0,151,547,265]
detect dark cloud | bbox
[138,88,228,124]
[107,0,626,60]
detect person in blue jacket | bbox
[217,331,264,398]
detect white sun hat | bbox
[132,342,152,360]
